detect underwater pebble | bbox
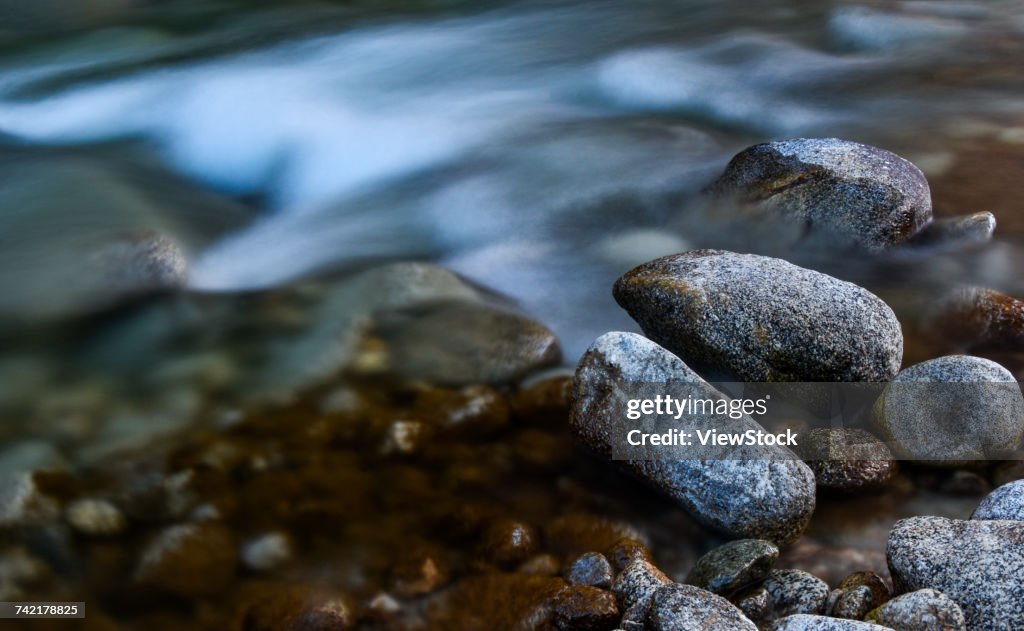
[686,539,778,596]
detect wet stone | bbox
[923,287,1024,354]
[763,569,830,618]
[794,428,896,492]
[887,516,1024,630]
[606,538,653,572]
[971,479,1024,521]
[549,585,620,631]
[64,498,126,536]
[732,586,771,623]
[648,583,757,631]
[827,585,874,620]
[836,571,891,607]
[571,332,816,544]
[479,519,539,568]
[612,558,672,615]
[707,138,932,250]
[906,211,996,250]
[613,251,903,382]
[685,539,779,596]
[866,588,966,631]
[567,552,614,589]
[873,355,1024,463]
[135,522,237,597]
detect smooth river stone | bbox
[613,250,903,382]
[707,138,932,250]
[972,479,1024,521]
[866,588,966,631]
[570,332,816,545]
[887,516,1024,630]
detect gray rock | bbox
[833,571,891,614]
[371,300,561,386]
[873,356,1024,463]
[612,558,672,614]
[686,539,779,595]
[769,614,893,630]
[567,552,614,589]
[764,569,830,617]
[733,586,771,623]
[613,251,903,382]
[972,480,1024,521]
[866,588,966,631]
[827,585,874,620]
[887,516,1024,630]
[707,138,932,250]
[571,332,816,544]
[906,212,995,250]
[648,583,757,631]
[794,429,896,492]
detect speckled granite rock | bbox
[686,539,779,596]
[567,552,614,589]
[571,332,816,544]
[764,569,830,618]
[887,516,1024,630]
[769,614,893,630]
[794,429,896,492]
[873,356,1024,463]
[648,583,757,631]
[613,558,671,620]
[972,479,1024,521]
[866,588,966,631]
[733,586,771,623]
[707,138,932,250]
[828,571,890,620]
[613,251,903,382]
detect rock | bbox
[613,251,903,382]
[793,429,896,492]
[605,538,653,572]
[763,569,830,617]
[571,332,816,544]
[866,588,966,631]
[835,571,891,608]
[648,583,757,631]
[686,539,779,596]
[479,520,539,568]
[769,614,893,630]
[887,516,1024,629]
[873,355,1024,462]
[240,532,293,572]
[549,585,620,631]
[924,287,1024,354]
[240,585,355,631]
[427,574,567,629]
[371,300,562,385]
[546,515,644,561]
[906,212,995,250]
[972,479,1024,520]
[519,554,562,576]
[64,498,125,536]
[391,545,450,597]
[827,585,875,620]
[567,552,614,589]
[0,546,50,600]
[707,138,932,250]
[613,558,672,622]
[135,522,237,597]
[733,586,771,623]
[89,230,189,292]
[0,472,59,529]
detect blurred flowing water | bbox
[0,0,1023,455]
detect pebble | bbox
[549,585,620,631]
[763,569,830,618]
[794,429,896,492]
[612,558,672,615]
[571,332,816,544]
[567,552,614,589]
[241,585,355,631]
[972,479,1024,521]
[0,472,59,528]
[827,585,875,620]
[479,519,538,568]
[685,539,779,596]
[733,586,771,623]
[648,583,757,631]
[836,571,891,607]
[135,522,237,597]
[613,251,903,382]
[865,588,966,631]
[887,516,1024,629]
[240,532,293,572]
[606,538,653,572]
[924,287,1024,354]
[707,138,932,250]
[64,499,126,536]
[769,614,893,630]
[873,355,1024,462]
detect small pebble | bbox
[65,499,125,536]
[648,583,757,631]
[479,520,538,567]
[906,212,995,250]
[686,539,779,596]
[612,558,671,614]
[732,586,771,623]
[567,552,614,589]
[240,532,292,572]
[549,585,620,631]
[763,569,830,618]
